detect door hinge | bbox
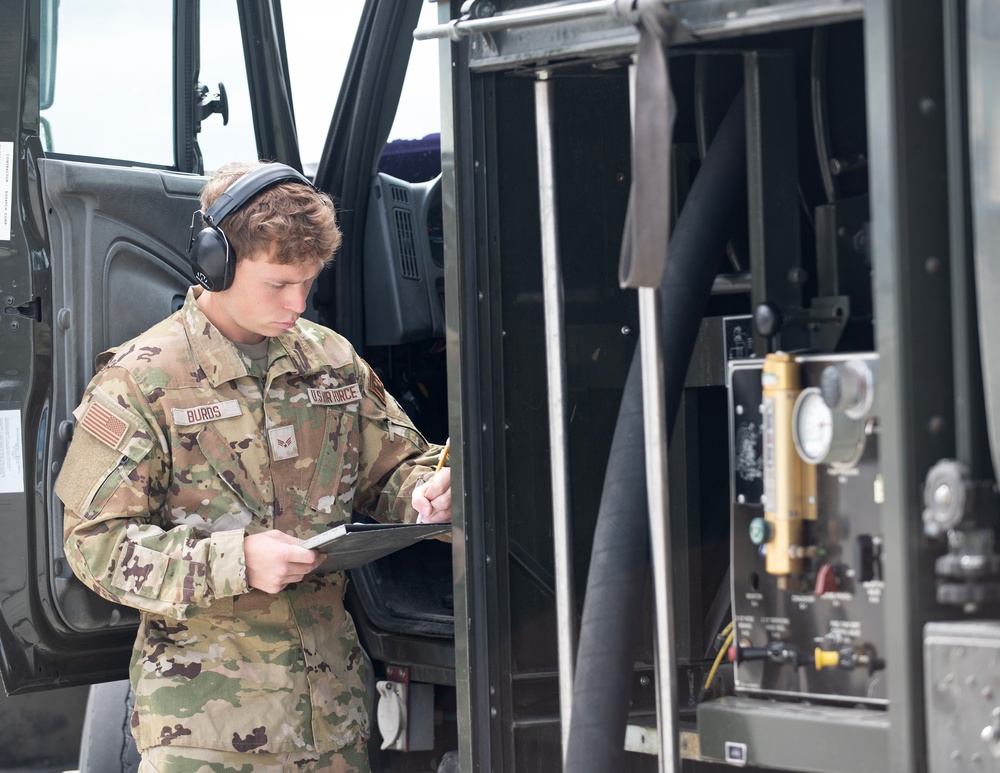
[3,296,42,323]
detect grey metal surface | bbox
[924,621,1000,772]
[698,696,890,771]
[416,0,864,72]
[438,0,489,769]
[533,71,577,759]
[968,0,1000,486]
[0,685,89,770]
[944,0,990,481]
[863,0,955,770]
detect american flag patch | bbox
[80,401,130,449]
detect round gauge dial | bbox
[792,388,834,464]
[792,387,867,467]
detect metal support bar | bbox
[415,0,864,46]
[626,41,679,773]
[639,289,679,773]
[744,51,804,353]
[533,71,577,761]
[865,0,954,769]
[416,0,619,41]
[712,272,753,295]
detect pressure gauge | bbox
[792,387,866,467]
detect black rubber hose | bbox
[564,90,747,773]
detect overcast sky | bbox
[42,0,441,170]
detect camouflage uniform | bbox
[138,741,368,772]
[56,287,442,759]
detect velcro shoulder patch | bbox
[360,359,386,406]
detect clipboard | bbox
[301,522,451,572]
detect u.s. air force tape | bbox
[308,385,361,406]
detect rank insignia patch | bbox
[268,425,299,461]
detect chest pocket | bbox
[304,408,358,518]
[195,423,269,521]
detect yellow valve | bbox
[814,648,840,670]
[761,352,805,578]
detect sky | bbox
[41,0,442,171]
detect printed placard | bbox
[1,141,12,241]
[0,409,25,494]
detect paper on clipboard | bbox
[302,522,451,572]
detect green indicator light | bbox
[749,517,772,546]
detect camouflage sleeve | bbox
[351,357,447,524]
[56,367,248,620]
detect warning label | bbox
[1,141,12,242]
[0,410,25,494]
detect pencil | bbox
[434,438,450,473]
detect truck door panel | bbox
[42,158,202,639]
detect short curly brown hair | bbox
[200,161,341,266]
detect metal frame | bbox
[444,0,966,771]
[865,0,955,770]
[443,4,496,771]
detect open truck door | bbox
[2,3,457,768]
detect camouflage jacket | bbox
[56,287,443,754]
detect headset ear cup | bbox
[189,163,311,291]
[191,227,235,291]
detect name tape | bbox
[172,399,243,426]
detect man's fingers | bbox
[284,544,320,564]
[431,488,451,511]
[420,509,451,524]
[244,531,324,592]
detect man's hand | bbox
[413,467,452,523]
[244,530,324,593]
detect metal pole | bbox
[534,70,577,761]
[627,48,678,770]
[415,0,617,41]
[639,289,678,773]
[413,0,861,44]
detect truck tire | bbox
[78,680,140,773]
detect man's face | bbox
[201,249,326,344]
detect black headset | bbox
[188,163,315,292]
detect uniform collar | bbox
[181,287,327,387]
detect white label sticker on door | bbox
[0,410,25,494]
[0,142,12,241]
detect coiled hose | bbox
[564,89,747,773]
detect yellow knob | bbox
[815,647,840,670]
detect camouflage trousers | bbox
[138,741,369,773]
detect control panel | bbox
[728,352,886,705]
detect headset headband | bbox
[203,163,315,226]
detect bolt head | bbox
[934,483,953,507]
